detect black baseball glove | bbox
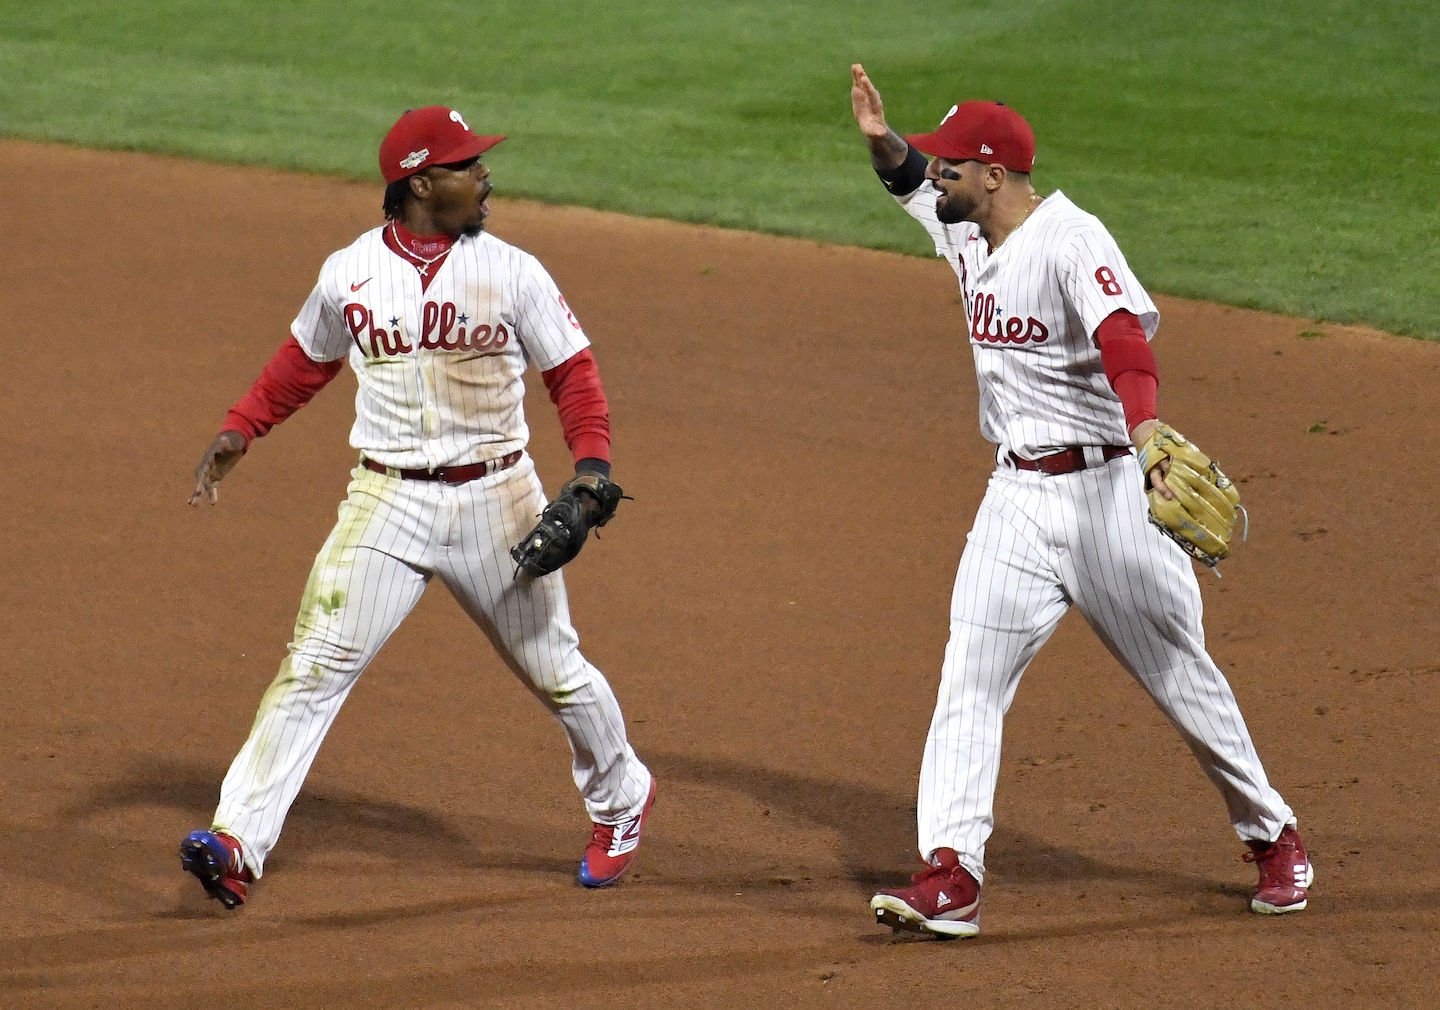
[510,472,625,577]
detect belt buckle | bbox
[1036,449,1071,475]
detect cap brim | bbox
[435,134,507,166]
[904,131,970,160]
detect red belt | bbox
[1008,445,1131,475]
[361,450,522,485]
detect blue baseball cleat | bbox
[578,779,656,888]
[179,829,252,909]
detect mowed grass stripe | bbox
[0,0,1434,336]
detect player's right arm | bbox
[852,64,931,190]
[850,64,959,256]
[190,268,352,506]
[189,337,344,505]
[851,64,910,172]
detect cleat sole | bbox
[180,837,245,910]
[871,895,979,939]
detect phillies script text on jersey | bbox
[294,226,595,470]
[953,258,1051,347]
[966,290,1049,345]
[344,302,511,359]
[895,186,1160,459]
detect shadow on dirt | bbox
[53,755,573,877]
[3,750,1433,994]
[21,751,1248,904]
[644,749,1249,900]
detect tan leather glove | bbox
[1137,423,1244,567]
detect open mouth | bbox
[479,184,493,215]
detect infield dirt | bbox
[2,139,1437,1008]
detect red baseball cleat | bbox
[578,778,656,888]
[1244,825,1313,914]
[180,829,253,909]
[870,847,981,938]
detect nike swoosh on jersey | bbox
[350,278,373,292]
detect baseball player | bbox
[179,106,655,908]
[849,65,1311,938]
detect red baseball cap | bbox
[906,101,1036,173]
[378,106,506,184]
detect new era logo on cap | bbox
[905,100,1036,173]
[378,106,507,183]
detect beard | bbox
[459,219,486,238]
[935,192,972,224]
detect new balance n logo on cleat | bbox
[578,779,657,888]
[179,829,252,910]
[609,816,643,857]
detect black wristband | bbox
[875,143,928,196]
[575,457,611,479]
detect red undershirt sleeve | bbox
[222,336,345,447]
[540,348,611,467]
[1095,310,1159,432]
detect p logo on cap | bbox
[905,101,1035,173]
[378,106,506,183]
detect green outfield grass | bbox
[1,1,1435,336]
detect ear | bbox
[983,164,1007,193]
[408,173,431,201]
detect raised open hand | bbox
[851,63,889,139]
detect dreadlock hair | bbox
[383,177,413,221]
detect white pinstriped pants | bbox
[918,454,1294,884]
[213,455,652,877]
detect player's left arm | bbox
[1095,312,1172,500]
[508,262,627,576]
[542,349,610,471]
[516,256,625,512]
[514,257,611,474]
[1059,229,1171,495]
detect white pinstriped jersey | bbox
[291,228,590,470]
[896,187,1158,459]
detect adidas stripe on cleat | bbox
[870,847,980,939]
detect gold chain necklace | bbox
[1017,192,1042,229]
[992,193,1043,251]
[389,222,450,277]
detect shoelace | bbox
[1242,840,1307,890]
[909,860,961,885]
[1242,839,1294,864]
